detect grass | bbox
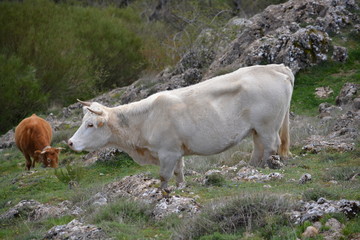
[291,36,360,115]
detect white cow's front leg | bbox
[249,131,264,167]
[158,151,182,195]
[174,157,185,189]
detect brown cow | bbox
[15,114,62,170]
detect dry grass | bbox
[173,193,297,240]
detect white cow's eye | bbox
[87,123,94,128]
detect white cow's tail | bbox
[277,64,293,158]
[278,109,291,157]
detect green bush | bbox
[0,54,47,133]
[54,164,84,189]
[175,193,295,239]
[0,0,146,134]
[302,188,338,201]
[205,173,226,187]
[89,198,152,224]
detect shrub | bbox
[54,164,84,189]
[89,198,152,224]
[0,0,147,133]
[205,173,226,187]
[0,54,47,133]
[174,193,296,240]
[302,188,338,201]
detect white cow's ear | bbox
[96,116,107,128]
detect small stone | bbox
[317,197,327,204]
[332,46,348,62]
[315,87,333,98]
[302,226,318,238]
[299,173,312,184]
[266,155,284,169]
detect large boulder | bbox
[44,219,109,240]
[87,174,201,220]
[207,0,359,77]
[0,199,82,222]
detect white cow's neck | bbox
[106,100,152,151]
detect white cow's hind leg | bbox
[158,151,182,194]
[174,157,185,189]
[260,133,281,167]
[249,131,264,167]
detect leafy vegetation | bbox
[0,0,146,134]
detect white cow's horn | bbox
[88,107,103,115]
[77,99,91,106]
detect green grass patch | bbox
[292,45,360,115]
[343,215,360,237]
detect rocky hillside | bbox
[0,0,360,239]
[73,0,360,106]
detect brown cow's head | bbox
[34,147,62,168]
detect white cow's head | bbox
[68,100,112,152]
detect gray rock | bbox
[153,195,200,220]
[353,97,360,110]
[266,155,284,169]
[207,0,359,77]
[44,219,109,240]
[291,199,360,224]
[332,46,348,62]
[299,173,312,184]
[233,166,284,182]
[323,218,345,240]
[0,199,39,221]
[183,68,202,85]
[88,174,201,220]
[0,129,15,149]
[315,87,334,98]
[0,199,82,222]
[336,83,359,106]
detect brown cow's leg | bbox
[24,154,32,170]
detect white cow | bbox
[68,64,294,192]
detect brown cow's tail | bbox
[278,109,291,158]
